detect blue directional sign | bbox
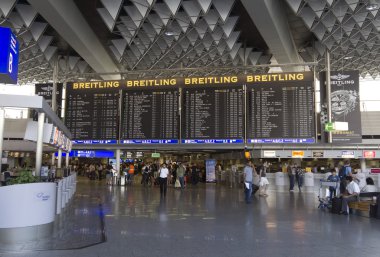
[0,27,19,84]
[181,139,244,144]
[73,140,118,144]
[248,138,315,144]
[121,139,179,144]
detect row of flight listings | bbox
[58,71,359,145]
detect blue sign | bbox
[181,139,244,144]
[205,159,216,182]
[248,138,315,144]
[56,150,115,158]
[0,27,19,84]
[73,140,117,144]
[121,139,179,144]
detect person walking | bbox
[243,160,254,204]
[176,162,186,190]
[295,166,305,192]
[159,163,169,198]
[259,162,270,196]
[287,163,296,192]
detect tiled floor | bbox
[1,177,380,257]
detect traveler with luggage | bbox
[243,160,254,204]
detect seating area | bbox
[348,192,380,217]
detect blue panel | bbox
[73,140,118,144]
[248,138,315,144]
[181,139,244,144]
[0,27,19,84]
[55,150,115,158]
[121,139,179,144]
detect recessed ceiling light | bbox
[344,56,353,60]
[165,31,174,36]
[367,0,379,11]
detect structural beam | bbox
[27,0,120,80]
[241,0,303,72]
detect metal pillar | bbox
[326,51,332,143]
[58,149,62,169]
[0,109,5,169]
[51,153,55,166]
[52,56,59,112]
[360,159,366,173]
[35,112,45,176]
[65,151,69,167]
[116,149,121,176]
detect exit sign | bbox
[324,122,334,132]
[151,153,160,158]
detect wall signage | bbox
[0,27,19,84]
[263,151,276,158]
[341,150,355,158]
[292,151,305,158]
[363,151,375,158]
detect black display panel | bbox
[247,81,315,143]
[65,86,119,141]
[120,89,179,143]
[182,86,244,143]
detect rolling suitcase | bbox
[331,197,342,214]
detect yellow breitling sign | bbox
[246,73,305,83]
[184,76,239,85]
[124,78,177,87]
[72,81,120,89]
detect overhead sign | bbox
[263,151,276,158]
[0,27,19,84]
[324,122,334,132]
[363,151,376,158]
[341,150,355,158]
[151,153,160,158]
[312,151,324,158]
[292,151,305,158]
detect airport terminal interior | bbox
[1,0,380,256]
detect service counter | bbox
[0,173,77,243]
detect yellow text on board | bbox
[247,73,304,82]
[72,81,120,89]
[184,76,239,85]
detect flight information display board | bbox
[120,89,179,143]
[247,73,315,143]
[182,86,244,143]
[65,84,119,142]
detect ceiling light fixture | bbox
[343,56,353,60]
[165,31,174,36]
[366,0,379,11]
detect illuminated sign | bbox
[151,153,161,158]
[0,27,19,84]
[181,139,244,144]
[341,151,355,158]
[121,139,178,144]
[73,140,117,144]
[249,138,315,144]
[312,151,324,158]
[292,151,305,158]
[263,151,276,158]
[363,151,376,158]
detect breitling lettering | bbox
[125,79,177,87]
[72,81,120,89]
[246,73,304,82]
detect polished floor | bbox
[1,177,380,257]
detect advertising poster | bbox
[205,159,216,183]
[320,70,362,143]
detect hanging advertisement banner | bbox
[320,70,362,143]
[0,27,19,84]
[205,159,216,183]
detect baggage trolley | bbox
[318,180,338,209]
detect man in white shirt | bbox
[340,176,360,215]
[159,163,169,198]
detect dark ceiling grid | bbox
[286,0,380,79]
[96,0,271,77]
[0,0,97,84]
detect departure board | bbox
[247,80,315,143]
[182,86,244,143]
[65,87,119,142]
[120,89,179,143]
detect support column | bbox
[52,56,58,113]
[35,112,45,176]
[65,151,69,167]
[326,51,332,143]
[51,153,55,166]
[58,149,62,169]
[116,149,121,176]
[360,159,366,173]
[0,109,5,169]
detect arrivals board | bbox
[247,73,315,143]
[120,89,179,143]
[182,86,244,143]
[65,84,119,142]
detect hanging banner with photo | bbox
[320,70,362,143]
[205,159,216,183]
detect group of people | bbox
[243,160,271,204]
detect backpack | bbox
[338,166,347,180]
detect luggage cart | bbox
[318,180,338,209]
